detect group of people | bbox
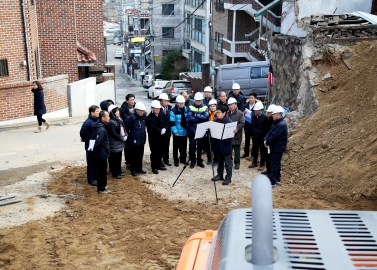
[79,82,288,194]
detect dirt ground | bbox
[1,41,377,269]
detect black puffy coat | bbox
[80,114,98,150]
[213,116,233,155]
[92,121,110,159]
[32,88,46,115]
[124,112,147,146]
[264,117,288,153]
[108,114,125,153]
[228,91,245,110]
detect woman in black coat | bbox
[31,81,51,133]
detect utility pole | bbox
[149,0,155,78]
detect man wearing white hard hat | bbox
[261,104,276,176]
[146,100,168,174]
[169,95,189,167]
[202,86,212,107]
[228,83,245,110]
[227,97,245,170]
[187,92,209,168]
[124,102,147,176]
[159,93,173,166]
[264,105,288,187]
[248,102,269,171]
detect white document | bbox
[87,140,95,151]
[194,121,237,140]
[221,122,237,139]
[244,108,252,124]
[195,122,210,139]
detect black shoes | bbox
[197,163,205,168]
[88,180,97,186]
[206,160,212,165]
[190,163,195,169]
[98,187,112,194]
[120,173,125,176]
[137,169,147,174]
[235,165,240,170]
[222,178,232,185]
[114,175,122,179]
[241,154,248,158]
[158,167,167,171]
[211,175,224,181]
[174,162,179,167]
[131,171,137,176]
[164,160,172,166]
[152,169,159,174]
[261,170,270,175]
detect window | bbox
[191,48,204,72]
[185,13,191,33]
[191,16,205,44]
[215,0,224,12]
[162,27,174,38]
[162,4,174,15]
[0,59,9,77]
[214,32,223,53]
[250,67,269,79]
[191,0,205,8]
[184,40,191,50]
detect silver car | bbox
[161,80,193,102]
[147,80,168,99]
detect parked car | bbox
[106,27,116,33]
[215,61,269,100]
[161,80,194,102]
[114,49,122,58]
[147,81,168,99]
[142,74,153,89]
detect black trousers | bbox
[217,154,232,180]
[243,131,251,156]
[124,141,130,165]
[94,157,108,192]
[150,142,163,170]
[86,150,96,182]
[251,137,267,165]
[173,135,187,163]
[188,133,203,164]
[162,134,171,162]
[36,114,46,126]
[129,145,144,172]
[270,151,283,185]
[108,151,122,177]
[265,153,271,173]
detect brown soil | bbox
[1,41,377,269]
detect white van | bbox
[215,61,269,100]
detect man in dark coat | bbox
[202,86,212,106]
[249,102,270,171]
[158,93,172,166]
[119,94,135,169]
[211,105,233,186]
[146,100,167,174]
[241,92,257,159]
[217,91,228,107]
[124,102,147,176]
[228,83,245,110]
[261,104,276,176]
[264,105,288,187]
[79,105,100,186]
[91,110,111,194]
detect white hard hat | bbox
[194,92,203,100]
[232,83,240,90]
[208,99,217,106]
[272,105,284,114]
[266,104,276,112]
[227,97,237,105]
[158,93,169,100]
[134,102,146,110]
[253,102,264,110]
[150,100,161,109]
[107,104,117,113]
[204,86,212,92]
[176,95,185,103]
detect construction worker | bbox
[227,97,245,170]
[169,95,189,167]
[202,86,213,106]
[187,92,209,168]
[264,105,288,187]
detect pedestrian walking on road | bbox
[31,81,51,133]
[146,100,167,174]
[92,110,112,194]
[79,105,100,186]
[108,105,127,179]
[124,102,147,176]
[264,105,288,187]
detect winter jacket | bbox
[170,105,188,136]
[160,104,172,136]
[80,114,98,150]
[228,109,245,145]
[185,98,194,107]
[146,111,165,150]
[108,114,126,153]
[217,100,227,107]
[241,102,256,133]
[202,97,212,107]
[100,100,114,111]
[32,88,46,115]
[119,101,135,123]
[92,120,110,159]
[187,103,209,134]
[213,115,233,155]
[228,91,245,110]
[251,112,270,141]
[125,112,147,147]
[264,117,288,153]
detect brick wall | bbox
[0,1,29,84]
[0,75,68,121]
